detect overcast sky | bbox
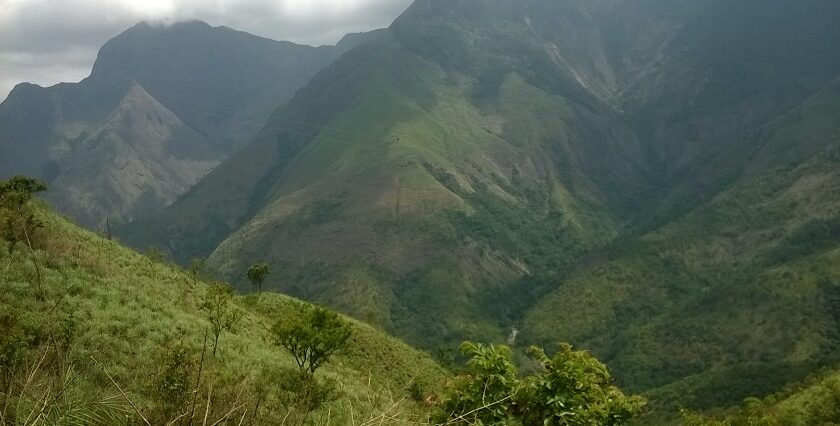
[0,0,414,102]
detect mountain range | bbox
[3,0,840,417]
[0,21,380,228]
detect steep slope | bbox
[0,21,381,228]
[0,203,445,424]
[40,83,218,226]
[523,75,840,411]
[121,1,651,349]
[122,0,840,415]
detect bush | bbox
[200,283,242,356]
[276,368,340,424]
[153,340,197,416]
[434,341,646,425]
[272,303,352,375]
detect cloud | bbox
[0,0,413,101]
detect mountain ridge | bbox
[0,20,385,228]
[31,0,840,417]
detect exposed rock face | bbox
[0,21,381,227]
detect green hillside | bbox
[0,202,446,424]
[117,0,840,418]
[679,363,840,425]
[120,0,649,350]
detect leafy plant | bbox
[434,341,645,425]
[434,341,520,425]
[275,368,340,425]
[199,283,242,357]
[519,344,646,425]
[272,303,352,375]
[153,340,197,417]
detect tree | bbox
[246,263,269,295]
[434,341,646,425]
[518,344,646,425]
[272,303,352,375]
[0,176,48,209]
[199,284,242,357]
[0,176,47,250]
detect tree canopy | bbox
[434,341,646,425]
[272,303,352,375]
[247,262,270,295]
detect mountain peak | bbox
[128,19,212,32]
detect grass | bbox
[0,203,446,425]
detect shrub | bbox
[272,303,352,375]
[434,341,646,425]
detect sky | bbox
[0,0,414,102]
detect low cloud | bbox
[0,0,413,101]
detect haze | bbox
[0,0,412,102]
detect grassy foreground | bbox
[0,202,445,425]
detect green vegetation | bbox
[8,0,835,421]
[273,303,352,375]
[271,303,353,424]
[200,283,243,357]
[1,175,48,252]
[247,262,270,295]
[680,366,840,425]
[434,342,645,425]
[0,198,447,424]
[0,189,651,425]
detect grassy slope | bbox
[0,204,445,424]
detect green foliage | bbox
[680,408,727,426]
[272,303,352,375]
[1,205,446,424]
[435,341,645,425]
[435,342,520,425]
[0,175,48,209]
[276,368,340,424]
[104,2,840,421]
[519,344,647,425]
[680,397,780,426]
[247,262,270,295]
[0,175,47,251]
[200,283,242,356]
[152,339,197,416]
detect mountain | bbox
[0,202,445,423]
[0,21,381,228]
[121,0,840,415]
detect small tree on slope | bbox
[247,262,270,295]
[272,303,352,375]
[200,283,242,357]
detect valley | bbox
[2,0,839,423]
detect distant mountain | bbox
[0,21,382,228]
[120,0,840,416]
